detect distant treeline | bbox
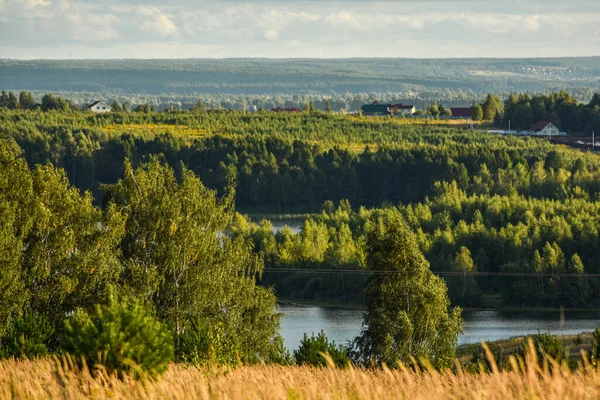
[2,58,599,97]
[2,89,600,135]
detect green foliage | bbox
[471,101,483,121]
[0,311,54,360]
[61,291,174,378]
[593,327,600,364]
[353,211,462,369]
[103,159,281,364]
[522,331,568,364]
[293,331,349,368]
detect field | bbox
[2,352,599,400]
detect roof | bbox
[390,104,415,110]
[362,102,390,113]
[530,121,554,132]
[451,107,473,118]
[86,100,109,109]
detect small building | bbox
[529,121,560,137]
[361,101,390,116]
[390,103,416,115]
[450,107,473,119]
[86,101,111,113]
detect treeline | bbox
[5,108,600,213]
[242,191,600,308]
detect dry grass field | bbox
[1,348,599,400]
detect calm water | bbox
[278,304,600,351]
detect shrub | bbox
[60,292,174,378]
[593,327,600,365]
[523,331,568,364]
[176,318,240,366]
[0,311,54,359]
[293,331,349,368]
[466,343,508,372]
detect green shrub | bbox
[523,331,568,364]
[0,311,54,359]
[293,331,349,368]
[60,292,174,378]
[466,343,508,372]
[176,319,239,366]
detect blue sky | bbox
[1,0,599,59]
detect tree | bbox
[353,211,462,369]
[427,101,440,117]
[190,100,207,113]
[471,101,483,121]
[111,100,123,112]
[482,94,503,121]
[102,160,281,363]
[61,290,174,378]
[19,92,37,110]
[325,99,332,113]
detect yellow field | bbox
[2,351,599,400]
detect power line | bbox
[262,268,600,278]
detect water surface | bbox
[278,304,600,351]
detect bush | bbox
[593,327,600,365]
[60,292,174,378]
[293,331,349,368]
[176,318,240,366]
[0,311,54,359]
[523,331,568,364]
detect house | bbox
[390,103,416,115]
[529,121,560,137]
[86,101,111,113]
[450,107,473,119]
[361,101,391,116]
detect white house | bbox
[86,101,111,113]
[529,121,560,137]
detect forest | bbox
[1,98,600,311]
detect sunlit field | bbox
[2,349,599,400]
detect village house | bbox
[86,101,111,113]
[529,121,560,136]
[390,103,416,115]
[361,101,416,116]
[450,107,473,119]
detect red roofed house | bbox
[530,121,559,136]
[450,107,473,118]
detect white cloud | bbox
[140,12,178,37]
[0,0,598,58]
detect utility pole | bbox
[508,120,511,135]
[594,131,596,151]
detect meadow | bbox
[2,349,599,400]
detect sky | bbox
[0,0,599,59]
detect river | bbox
[278,304,600,351]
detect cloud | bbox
[140,11,178,37]
[0,0,598,58]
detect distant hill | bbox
[2,58,599,95]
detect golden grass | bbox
[1,348,600,400]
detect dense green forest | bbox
[1,58,599,111]
[2,103,600,309]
